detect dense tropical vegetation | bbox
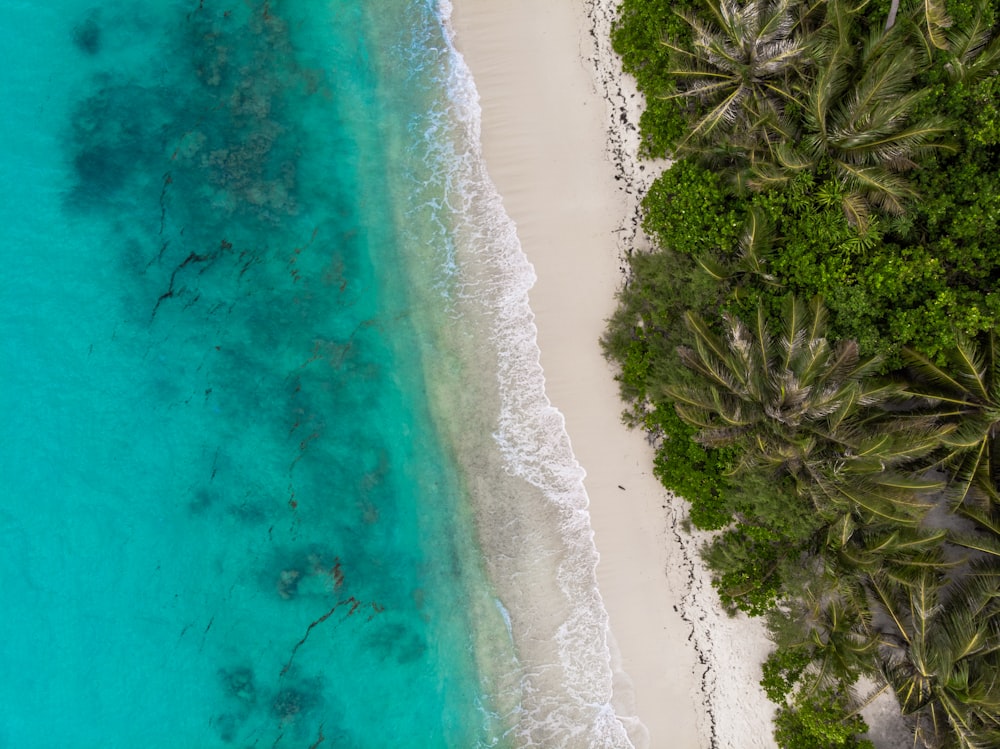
[603,0,1000,745]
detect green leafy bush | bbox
[760,647,812,703]
[642,159,742,256]
[702,525,788,616]
[646,403,735,530]
[774,689,874,749]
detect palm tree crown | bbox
[663,0,809,154]
[871,565,1000,748]
[792,16,955,227]
[666,296,946,523]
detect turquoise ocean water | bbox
[0,1,637,746]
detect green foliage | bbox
[601,248,736,531]
[728,474,826,544]
[761,647,812,703]
[646,403,735,530]
[703,524,788,616]
[601,241,726,408]
[636,97,689,159]
[606,0,1000,743]
[774,689,874,749]
[965,75,1000,146]
[616,324,654,404]
[611,0,688,78]
[612,0,699,157]
[725,165,1000,364]
[642,159,742,257]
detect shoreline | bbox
[449,1,778,747]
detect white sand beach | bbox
[450,1,778,747]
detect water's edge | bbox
[435,2,640,745]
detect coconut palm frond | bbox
[757,0,799,39]
[666,380,727,412]
[684,310,737,371]
[740,209,780,275]
[677,342,744,394]
[946,6,992,61]
[661,73,735,93]
[804,47,851,141]
[841,192,871,231]
[836,163,916,218]
[945,452,996,511]
[695,253,732,282]
[838,115,956,164]
[922,0,953,51]
[870,572,913,644]
[903,346,974,400]
[864,527,948,556]
[828,511,859,547]
[951,331,993,402]
[672,298,918,520]
[770,142,812,172]
[670,405,724,435]
[946,7,1000,83]
[949,529,1000,559]
[689,86,747,139]
[839,42,918,128]
[746,161,796,190]
[659,38,704,61]
[696,207,784,296]
[824,476,925,525]
[820,342,866,389]
[901,333,1000,509]
[775,294,807,372]
[942,418,995,451]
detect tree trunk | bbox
[885,0,900,30]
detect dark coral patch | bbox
[271,684,320,723]
[72,14,101,55]
[219,665,256,704]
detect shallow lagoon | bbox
[0,1,512,745]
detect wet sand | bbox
[449,1,779,747]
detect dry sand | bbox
[448,1,778,747]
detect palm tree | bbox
[919,0,953,51]
[944,2,1000,83]
[870,565,1000,748]
[778,13,956,228]
[664,0,956,226]
[665,295,946,524]
[902,331,1000,513]
[662,0,809,156]
[828,521,953,580]
[681,0,956,226]
[948,506,1000,563]
[768,566,879,693]
[886,0,953,50]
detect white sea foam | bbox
[416,2,639,746]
